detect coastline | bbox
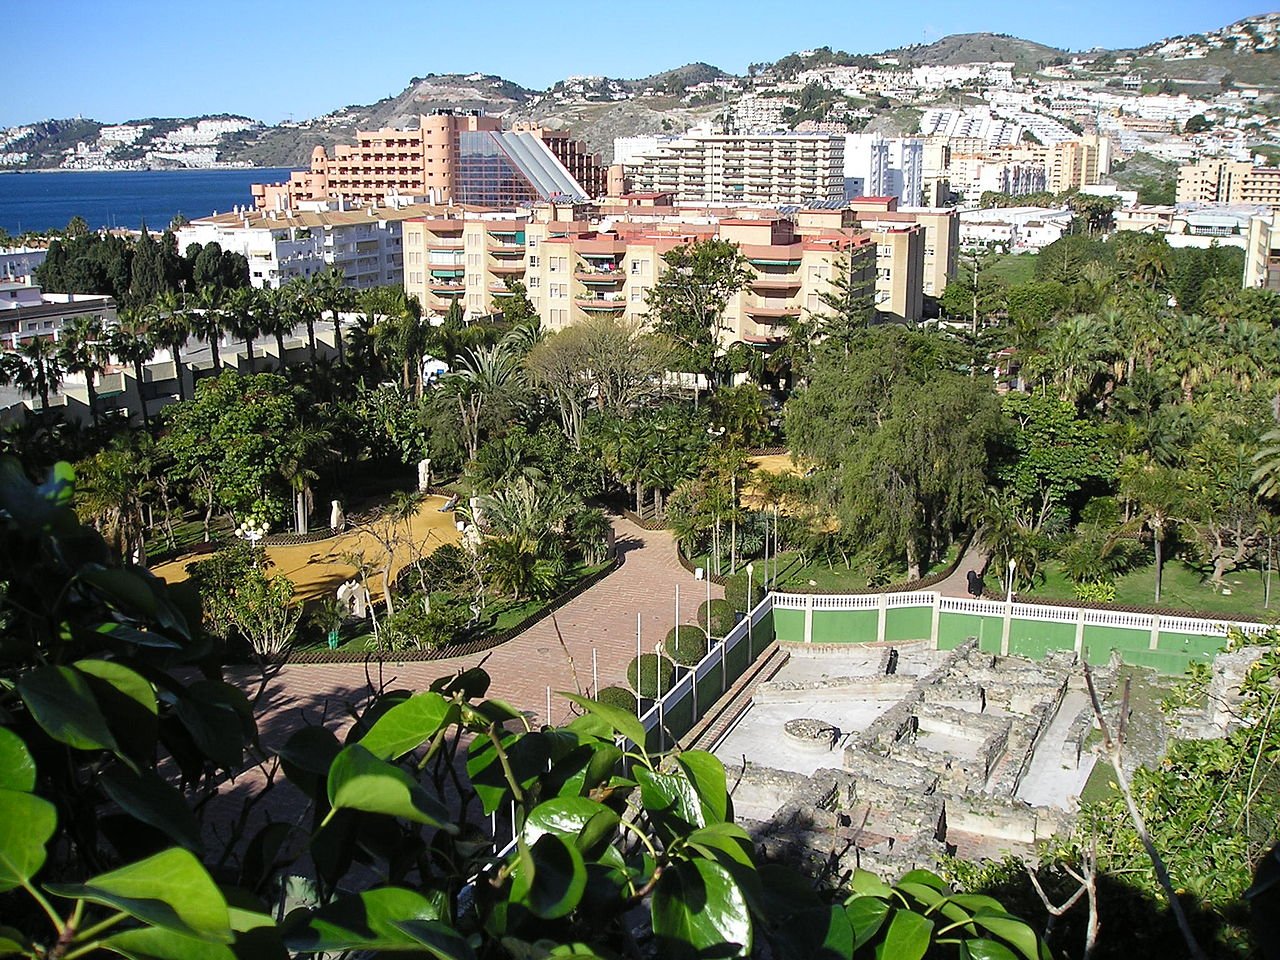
[0,165,275,175]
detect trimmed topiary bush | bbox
[627,653,676,699]
[723,571,765,613]
[697,598,736,637]
[596,685,638,714]
[665,625,707,667]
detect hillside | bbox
[882,32,1066,71]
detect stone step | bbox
[681,641,790,752]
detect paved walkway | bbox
[934,540,991,599]
[239,516,721,753]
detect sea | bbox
[0,168,294,234]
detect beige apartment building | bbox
[1244,212,1280,290]
[402,200,888,340]
[252,112,604,211]
[1178,159,1280,210]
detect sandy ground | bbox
[151,495,462,603]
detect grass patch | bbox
[1081,759,1117,805]
[985,253,1038,285]
[1009,557,1280,621]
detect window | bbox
[467,233,480,247]
[528,276,540,289]
[878,268,891,280]
[630,259,649,275]
[876,244,891,257]
[528,255,539,268]
[528,236,539,248]
[469,274,480,286]
[550,283,567,298]
[470,295,482,309]
[630,288,644,302]
[550,257,567,273]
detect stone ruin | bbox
[715,640,1121,879]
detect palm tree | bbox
[224,287,261,372]
[4,337,65,420]
[1027,313,1118,409]
[1120,461,1182,604]
[278,421,333,534]
[258,286,293,370]
[76,442,153,564]
[448,343,524,460]
[111,310,157,430]
[59,315,109,427]
[314,268,355,364]
[287,277,321,364]
[151,291,190,401]
[194,286,229,372]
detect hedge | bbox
[627,653,676,699]
[665,625,707,667]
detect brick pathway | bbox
[238,516,722,753]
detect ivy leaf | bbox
[675,751,728,825]
[285,887,443,953]
[560,691,645,748]
[46,848,232,942]
[0,728,35,793]
[652,859,752,959]
[356,692,453,761]
[326,745,453,829]
[877,908,933,960]
[17,665,120,753]
[0,790,56,892]
[100,927,237,960]
[523,797,618,856]
[100,766,203,853]
[509,834,588,920]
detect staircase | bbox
[681,641,790,752]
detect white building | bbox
[623,133,845,206]
[959,206,1073,252]
[0,281,116,348]
[843,135,924,205]
[175,199,447,290]
[0,246,48,282]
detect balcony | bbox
[489,261,526,274]
[574,268,625,283]
[575,295,627,311]
[487,240,526,255]
[429,237,464,250]
[744,302,801,319]
[750,276,802,291]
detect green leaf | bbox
[560,691,645,748]
[685,822,754,868]
[393,919,477,960]
[0,728,35,792]
[636,766,706,830]
[676,751,728,824]
[326,745,453,829]
[509,834,588,920]
[430,667,491,699]
[896,881,946,910]
[523,797,617,852]
[971,912,1043,960]
[876,908,933,960]
[46,848,232,941]
[652,859,752,959]
[0,790,56,892]
[286,887,443,952]
[848,869,893,899]
[898,869,947,891]
[100,766,203,852]
[76,659,158,762]
[17,665,120,753]
[960,939,1020,960]
[846,897,891,950]
[0,925,33,957]
[277,726,341,798]
[356,692,453,761]
[80,566,188,636]
[100,927,236,960]
[466,730,549,816]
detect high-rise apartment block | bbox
[618,133,846,206]
[843,135,925,206]
[1178,159,1280,210]
[252,112,602,211]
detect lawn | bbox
[686,541,962,593]
[1007,557,1280,622]
[1079,666,1174,805]
[985,253,1038,286]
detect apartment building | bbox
[1245,212,1280,290]
[844,197,958,302]
[0,281,116,348]
[620,133,846,206]
[1177,159,1280,210]
[843,135,925,205]
[402,201,885,338]
[252,112,598,211]
[1004,135,1108,194]
[176,201,451,290]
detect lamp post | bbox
[1006,557,1017,605]
[235,516,269,564]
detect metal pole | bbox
[592,647,598,696]
[675,583,680,660]
[636,612,642,719]
[657,639,664,753]
[546,686,551,727]
[706,568,712,644]
[747,566,754,661]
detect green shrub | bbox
[1074,579,1116,603]
[418,542,471,589]
[596,685,638,714]
[723,571,765,613]
[381,595,472,650]
[697,598,736,637]
[665,625,707,666]
[627,652,676,699]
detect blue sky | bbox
[4,0,1267,126]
